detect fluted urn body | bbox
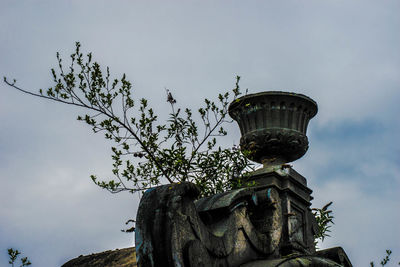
[228,91,318,165]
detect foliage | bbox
[370,249,400,266]
[312,201,334,244]
[7,248,31,267]
[4,42,254,197]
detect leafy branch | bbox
[4,42,254,197]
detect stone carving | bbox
[239,128,309,164]
[136,182,282,267]
[135,91,352,267]
[135,171,352,266]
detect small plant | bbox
[7,248,31,267]
[312,201,334,244]
[369,249,400,266]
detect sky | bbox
[1,0,399,266]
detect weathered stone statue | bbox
[135,92,352,267]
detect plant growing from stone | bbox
[4,42,254,197]
[312,201,334,244]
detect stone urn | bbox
[228,91,318,166]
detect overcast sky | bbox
[1,1,399,266]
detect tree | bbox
[4,42,254,197]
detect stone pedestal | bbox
[245,166,317,256]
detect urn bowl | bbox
[228,91,318,165]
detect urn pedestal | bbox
[229,92,319,254]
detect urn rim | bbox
[228,91,318,119]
